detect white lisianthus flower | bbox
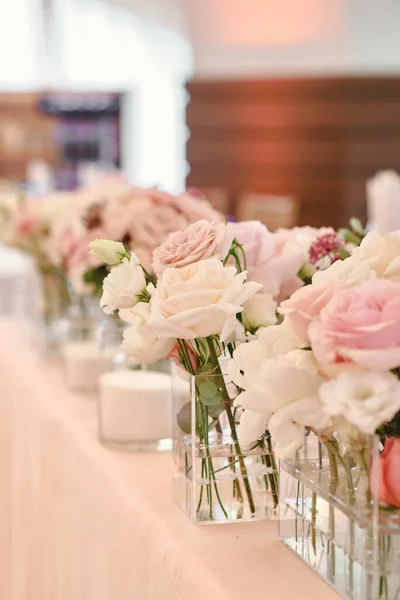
[319,370,400,435]
[230,319,325,457]
[89,238,129,265]
[147,258,262,342]
[268,397,331,459]
[100,254,146,314]
[312,254,374,285]
[352,230,400,281]
[120,303,175,364]
[242,294,277,332]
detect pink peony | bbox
[371,438,400,507]
[280,280,349,343]
[309,279,400,372]
[152,220,233,275]
[130,189,222,257]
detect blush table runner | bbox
[0,320,341,600]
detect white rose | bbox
[148,258,262,342]
[89,238,128,265]
[351,230,400,281]
[242,294,277,332]
[319,370,400,435]
[120,303,175,364]
[100,254,146,315]
[312,254,374,285]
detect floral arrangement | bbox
[89,217,362,521]
[230,227,400,508]
[63,187,223,296]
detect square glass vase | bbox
[171,361,279,524]
[279,437,400,600]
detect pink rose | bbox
[228,221,275,267]
[130,189,223,267]
[173,192,223,223]
[166,341,200,373]
[309,279,400,372]
[228,221,305,300]
[152,220,233,275]
[370,438,400,507]
[279,280,349,343]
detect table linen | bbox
[0,320,341,600]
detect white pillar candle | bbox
[63,340,113,392]
[99,370,172,444]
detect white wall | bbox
[188,0,400,78]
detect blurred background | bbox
[2,0,400,228]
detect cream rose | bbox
[147,258,262,341]
[152,220,233,275]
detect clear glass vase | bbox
[172,361,279,524]
[37,269,71,354]
[279,434,400,600]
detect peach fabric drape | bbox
[0,320,340,600]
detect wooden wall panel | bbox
[0,92,59,182]
[186,77,400,229]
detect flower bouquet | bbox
[0,191,82,348]
[230,228,400,598]
[91,218,288,523]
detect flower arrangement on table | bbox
[63,187,223,298]
[89,216,361,522]
[231,227,400,596]
[230,228,400,481]
[0,190,86,325]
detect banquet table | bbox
[0,320,341,600]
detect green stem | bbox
[207,338,256,515]
[200,400,228,519]
[325,442,339,480]
[265,433,279,508]
[311,491,317,554]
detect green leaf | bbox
[349,217,365,237]
[177,402,192,434]
[84,265,109,296]
[338,247,351,260]
[200,393,223,406]
[342,231,361,245]
[208,404,224,419]
[199,381,218,399]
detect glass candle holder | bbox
[61,317,113,393]
[98,330,172,452]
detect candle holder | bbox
[98,361,173,452]
[61,316,114,393]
